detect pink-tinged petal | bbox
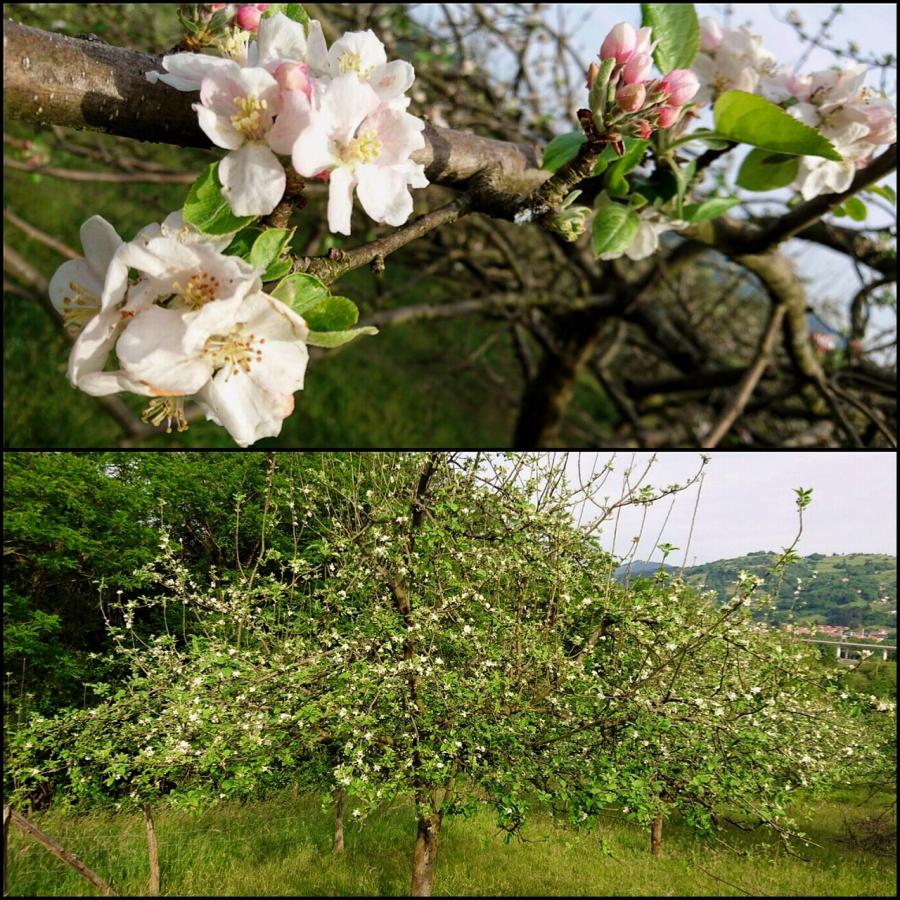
[363,107,425,164]
[356,164,412,227]
[231,65,281,106]
[199,74,243,117]
[49,259,103,318]
[117,306,212,395]
[306,20,330,75]
[79,215,122,274]
[318,73,381,142]
[267,90,311,155]
[198,371,294,446]
[196,103,246,150]
[219,142,286,216]
[370,60,415,99]
[327,166,357,235]
[257,11,309,67]
[600,22,636,65]
[291,123,338,177]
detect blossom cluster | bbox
[50,210,309,446]
[591,22,700,139]
[694,16,896,199]
[148,10,428,233]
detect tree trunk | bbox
[142,804,160,895]
[650,813,663,856]
[333,788,345,854]
[410,813,442,897]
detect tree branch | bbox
[2,20,547,196]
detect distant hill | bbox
[684,552,896,633]
[616,553,896,635]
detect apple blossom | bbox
[291,74,427,235]
[656,105,681,129]
[306,27,415,104]
[194,63,291,215]
[692,25,776,106]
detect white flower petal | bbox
[153,53,238,92]
[117,306,211,396]
[219,142,286,216]
[306,20,330,76]
[370,60,415,100]
[68,308,126,391]
[327,166,357,235]
[79,215,122,274]
[257,12,308,68]
[48,259,103,317]
[195,102,245,150]
[291,123,338,176]
[198,372,294,446]
[356,164,412,226]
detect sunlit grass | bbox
[6,789,895,896]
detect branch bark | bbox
[3,20,547,196]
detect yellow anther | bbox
[340,129,383,167]
[229,94,268,140]
[142,398,189,434]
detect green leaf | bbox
[302,296,359,332]
[262,259,293,283]
[592,201,640,258]
[183,163,257,235]
[605,140,650,198]
[866,184,896,206]
[249,228,292,272]
[714,91,842,160]
[640,3,700,73]
[261,3,309,30]
[306,326,379,348]
[736,148,800,191]
[681,196,741,222]
[671,159,697,218]
[223,227,263,259]
[542,132,586,172]
[271,272,330,312]
[271,274,360,331]
[843,196,867,222]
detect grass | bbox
[6,789,896,896]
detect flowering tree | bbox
[6,452,893,896]
[3,4,896,447]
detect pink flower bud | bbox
[659,69,700,106]
[275,62,312,97]
[657,105,680,129]
[700,16,724,52]
[235,4,262,31]
[635,120,653,140]
[600,22,637,65]
[863,104,897,145]
[616,82,647,113]
[621,52,652,85]
[586,61,600,90]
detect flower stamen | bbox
[230,95,269,140]
[142,397,189,433]
[203,331,264,378]
[339,129,383,167]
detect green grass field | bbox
[6,790,896,896]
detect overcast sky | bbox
[564,452,897,566]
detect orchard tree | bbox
[3,4,896,448]
[7,452,894,897]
